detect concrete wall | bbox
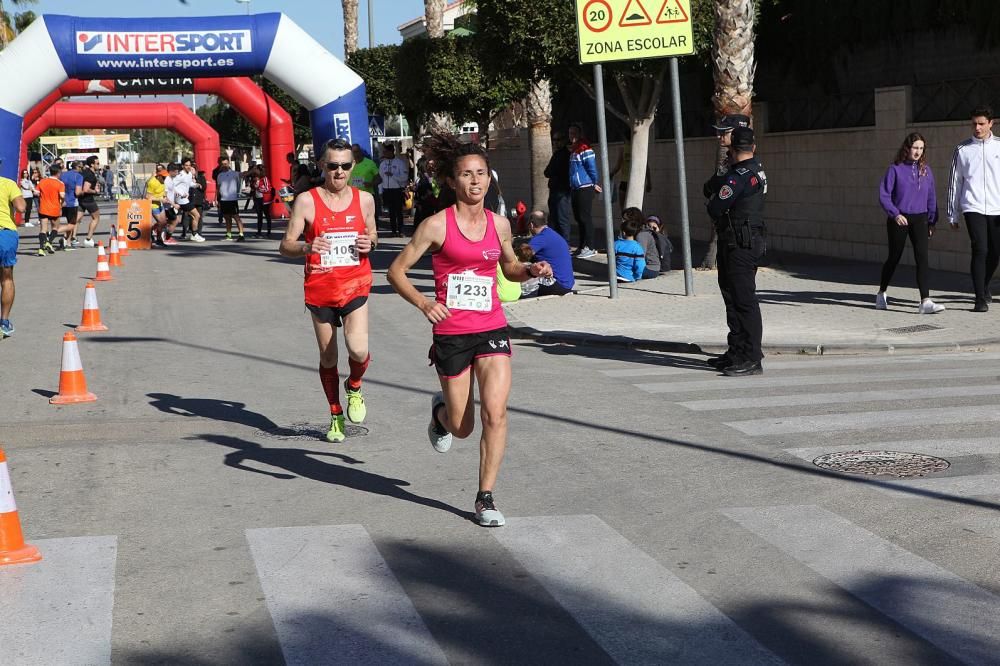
[490,86,972,272]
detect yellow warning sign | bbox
[576,0,694,64]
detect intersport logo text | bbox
[75,30,252,55]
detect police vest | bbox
[727,162,766,226]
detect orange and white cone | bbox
[0,448,41,566]
[95,242,112,281]
[76,282,109,332]
[108,234,123,267]
[117,225,130,256]
[50,331,97,405]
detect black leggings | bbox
[23,197,33,223]
[570,187,595,250]
[879,213,930,299]
[254,198,272,234]
[964,212,1000,302]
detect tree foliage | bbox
[347,45,403,117]
[196,76,312,152]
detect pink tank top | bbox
[432,206,508,335]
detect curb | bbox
[507,316,1000,356]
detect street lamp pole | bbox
[367,0,374,48]
[235,0,251,16]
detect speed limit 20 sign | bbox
[576,0,695,64]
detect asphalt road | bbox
[2,211,999,665]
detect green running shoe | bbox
[344,381,367,424]
[326,413,346,443]
[44,242,55,254]
[37,247,46,257]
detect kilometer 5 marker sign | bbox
[576,0,695,63]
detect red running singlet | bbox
[303,186,372,308]
[432,206,508,335]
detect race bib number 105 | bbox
[446,272,493,312]
[320,232,360,268]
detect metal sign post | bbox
[670,57,694,295]
[575,0,696,298]
[593,64,618,299]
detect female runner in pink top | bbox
[388,132,553,527]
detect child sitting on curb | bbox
[615,208,647,282]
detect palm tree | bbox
[342,0,359,56]
[0,0,37,48]
[424,0,445,38]
[701,0,756,269]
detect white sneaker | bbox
[578,247,597,259]
[24,221,36,227]
[83,238,95,248]
[875,292,887,310]
[474,491,506,527]
[919,299,945,314]
[192,233,206,243]
[427,392,452,453]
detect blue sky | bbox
[21,0,428,59]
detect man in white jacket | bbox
[947,106,1000,312]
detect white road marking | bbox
[679,384,1000,411]
[725,405,1000,436]
[722,505,1000,665]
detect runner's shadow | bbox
[147,392,279,431]
[196,433,471,521]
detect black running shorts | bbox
[219,200,239,215]
[79,199,99,214]
[306,296,368,328]
[429,327,511,378]
[62,206,78,223]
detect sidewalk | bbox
[505,250,1000,354]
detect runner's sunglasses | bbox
[326,161,354,171]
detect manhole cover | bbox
[812,450,950,478]
[883,324,944,335]
[254,422,369,441]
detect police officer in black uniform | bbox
[705,125,768,377]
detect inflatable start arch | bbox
[0,13,367,180]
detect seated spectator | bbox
[514,238,541,297]
[497,262,522,303]
[637,214,673,278]
[615,208,646,282]
[527,210,575,296]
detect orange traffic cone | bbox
[117,226,130,257]
[108,234,123,267]
[95,242,112,281]
[76,282,109,332]
[0,448,42,566]
[50,331,97,405]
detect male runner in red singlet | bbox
[388,132,553,527]
[279,138,378,443]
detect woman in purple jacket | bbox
[876,132,945,314]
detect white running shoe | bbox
[919,299,945,314]
[474,491,506,527]
[578,247,597,259]
[427,392,452,453]
[875,292,887,310]
[24,221,36,228]
[192,233,206,243]
[83,238,95,248]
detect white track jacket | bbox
[947,134,1000,223]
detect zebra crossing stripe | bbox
[492,515,782,665]
[679,385,1000,411]
[785,438,1000,463]
[870,474,1000,499]
[0,536,117,665]
[246,525,447,666]
[726,405,1000,436]
[722,505,1000,664]
[636,366,1000,394]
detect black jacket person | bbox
[705,126,768,376]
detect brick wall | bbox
[490,86,972,272]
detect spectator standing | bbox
[19,169,35,227]
[0,175,26,337]
[216,158,246,242]
[103,165,115,200]
[413,158,440,228]
[527,210,575,296]
[251,165,275,237]
[947,106,1000,311]
[615,208,646,282]
[877,132,944,314]
[568,122,601,258]
[637,214,672,278]
[379,143,408,237]
[544,131,572,241]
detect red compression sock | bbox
[319,365,342,414]
[346,354,370,390]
